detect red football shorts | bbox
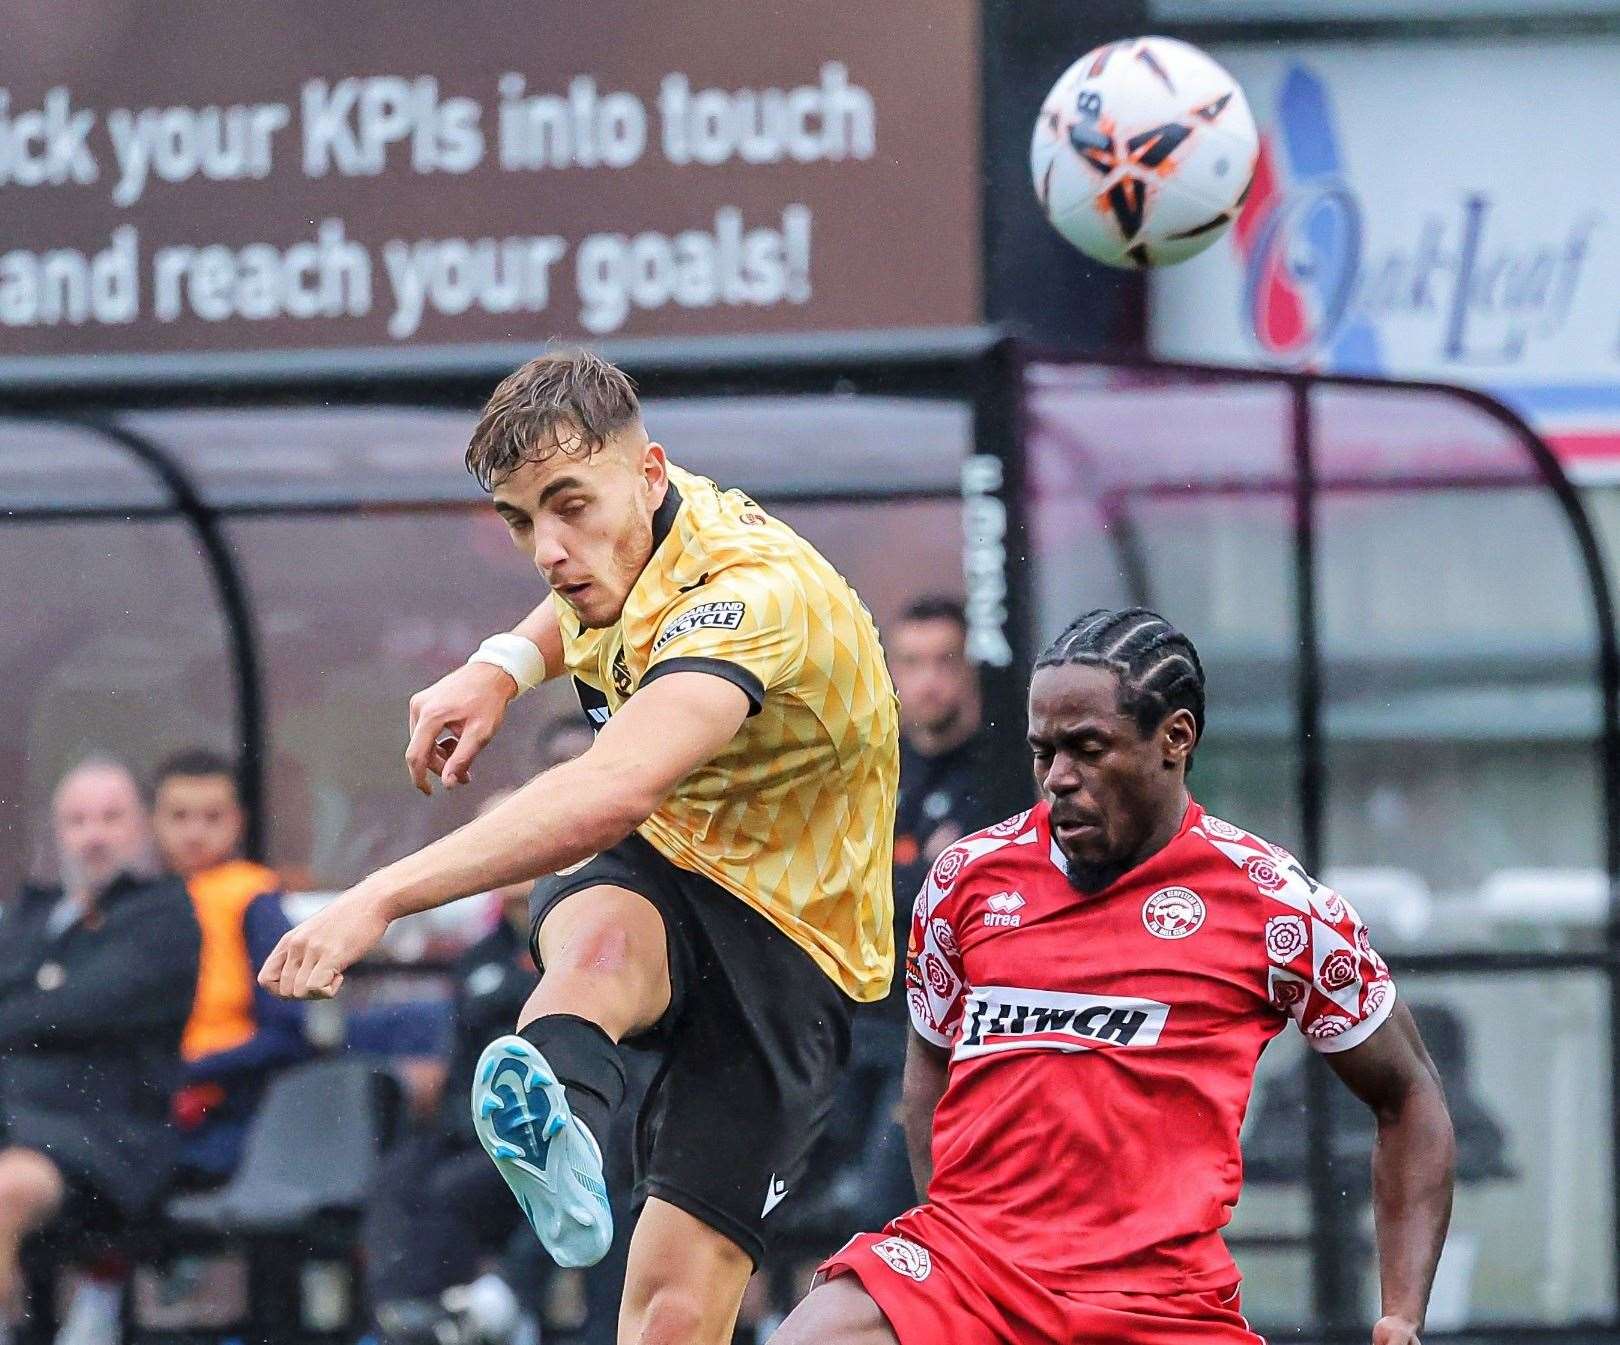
[819,1218,1265,1345]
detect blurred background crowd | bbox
[1,599,1016,1345]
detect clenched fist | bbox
[258,886,392,1000]
[1372,1316,1421,1345]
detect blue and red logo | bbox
[1233,66,1381,371]
[1229,65,1620,474]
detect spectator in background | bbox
[887,596,1026,983]
[774,600,1032,1282]
[150,750,309,1187]
[362,792,540,1345]
[0,760,200,1337]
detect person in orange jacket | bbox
[151,751,310,1185]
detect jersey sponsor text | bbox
[651,599,746,653]
[955,984,1171,1060]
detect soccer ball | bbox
[1030,36,1258,269]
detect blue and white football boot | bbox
[471,1034,613,1268]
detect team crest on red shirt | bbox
[1142,886,1206,940]
[872,1236,932,1281]
[1318,948,1359,992]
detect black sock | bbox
[517,1014,626,1147]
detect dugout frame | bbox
[2,330,1616,1340]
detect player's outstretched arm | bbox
[900,1030,950,1200]
[404,598,566,794]
[261,670,751,1000]
[1327,1003,1456,1345]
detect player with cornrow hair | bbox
[777,607,1455,1345]
[1037,603,1207,748]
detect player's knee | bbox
[539,891,666,985]
[542,912,668,1018]
[551,920,641,977]
[627,1283,716,1345]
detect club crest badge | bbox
[872,1237,932,1281]
[1142,886,1206,939]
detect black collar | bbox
[651,476,683,549]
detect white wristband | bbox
[468,633,547,695]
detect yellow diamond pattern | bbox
[561,464,899,1002]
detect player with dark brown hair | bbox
[263,349,900,1345]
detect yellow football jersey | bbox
[558,463,899,1001]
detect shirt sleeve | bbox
[1263,878,1396,1054]
[640,565,807,715]
[905,853,967,1048]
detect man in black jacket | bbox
[887,597,1028,1000]
[0,759,201,1330]
[785,600,1031,1257]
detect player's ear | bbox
[1160,708,1197,770]
[640,439,669,500]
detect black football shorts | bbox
[529,831,854,1265]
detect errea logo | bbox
[983,891,1025,928]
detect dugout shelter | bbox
[2,331,1617,1340]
